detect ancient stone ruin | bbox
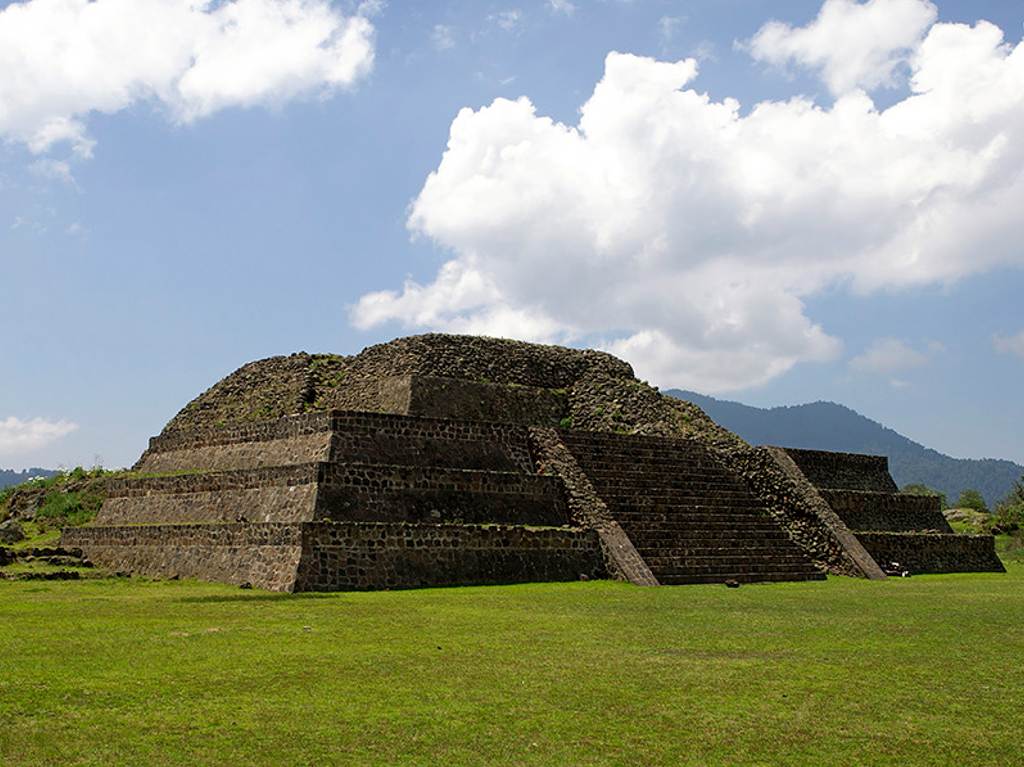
[63,334,1004,591]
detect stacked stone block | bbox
[778,448,1003,574]
[69,409,604,591]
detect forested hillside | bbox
[0,468,59,490]
[670,391,1022,508]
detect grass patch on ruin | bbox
[2,566,1022,767]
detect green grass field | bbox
[2,562,1023,766]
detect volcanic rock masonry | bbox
[63,334,1003,590]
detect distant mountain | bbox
[0,468,59,491]
[668,390,1023,509]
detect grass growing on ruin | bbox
[2,566,1023,767]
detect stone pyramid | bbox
[63,334,1001,590]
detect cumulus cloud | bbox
[0,0,376,159]
[745,0,937,95]
[352,8,1024,392]
[849,338,930,374]
[994,330,1024,359]
[0,417,78,457]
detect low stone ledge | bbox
[105,463,321,498]
[63,521,604,592]
[296,521,604,591]
[856,532,1005,574]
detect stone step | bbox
[573,454,724,466]
[596,495,764,509]
[643,554,814,569]
[655,557,823,573]
[625,531,796,547]
[621,519,788,532]
[561,431,708,451]
[610,512,778,524]
[657,570,826,585]
[585,475,749,491]
[638,545,808,559]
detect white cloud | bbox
[994,330,1024,359]
[29,158,75,185]
[0,417,78,457]
[547,0,575,16]
[658,16,684,43]
[745,0,937,95]
[432,24,455,51]
[491,9,522,32]
[849,338,930,374]
[351,9,1024,393]
[0,0,376,159]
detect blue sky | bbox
[1,0,1022,470]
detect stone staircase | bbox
[561,431,824,584]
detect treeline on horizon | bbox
[0,468,60,490]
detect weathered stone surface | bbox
[775,446,999,575]
[779,448,899,493]
[856,532,1005,574]
[0,519,25,544]
[64,522,603,592]
[820,490,952,533]
[61,333,1004,590]
[529,426,658,586]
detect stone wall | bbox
[295,521,604,591]
[99,485,319,526]
[143,409,537,475]
[316,463,568,525]
[64,521,604,592]
[327,411,534,472]
[820,490,952,532]
[406,376,567,425]
[96,464,320,525]
[62,523,304,591]
[856,532,1005,574]
[137,412,333,473]
[780,448,898,492]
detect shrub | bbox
[955,489,989,514]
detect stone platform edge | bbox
[855,532,1005,574]
[62,521,604,592]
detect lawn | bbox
[2,564,1022,766]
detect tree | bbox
[991,476,1024,534]
[955,489,989,514]
[901,483,948,510]
[1009,475,1024,505]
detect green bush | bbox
[955,489,989,514]
[34,490,103,529]
[991,476,1024,534]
